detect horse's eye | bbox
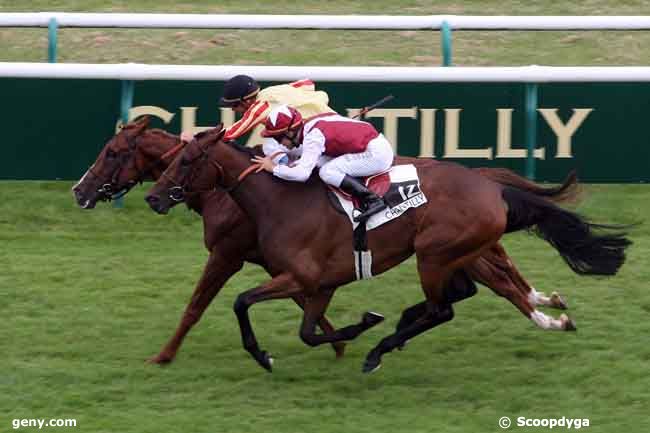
[106,149,117,159]
[181,157,191,166]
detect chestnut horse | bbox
[73,117,572,366]
[145,127,630,372]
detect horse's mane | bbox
[145,128,180,141]
[227,141,264,157]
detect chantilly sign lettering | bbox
[127,105,593,160]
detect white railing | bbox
[2,62,650,82]
[1,13,650,30]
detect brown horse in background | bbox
[145,127,630,372]
[72,117,574,366]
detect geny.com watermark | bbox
[12,419,77,430]
[499,416,590,429]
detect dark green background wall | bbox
[2,78,648,182]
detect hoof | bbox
[362,358,382,374]
[147,353,173,365]
[362,311,385,327]
[560,314,577,331]
[254,350,274,372]
[333,342,346,359]
[362,348,383,373]
[551,292,568,310]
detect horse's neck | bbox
[216,143,322,226]
[139,129,181,179]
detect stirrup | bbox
[353,199,387,222]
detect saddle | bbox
[327,164,427,230]
[329,170,391,210]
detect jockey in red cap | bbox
[253,105,394,222]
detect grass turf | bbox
[1,181,648,433]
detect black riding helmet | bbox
[218,75,260,107]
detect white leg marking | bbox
[528,287,554,307]
[529,310,564,330]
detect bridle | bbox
[95,133,140,201]
[93,132,185,202]
[162,136,281,203]
[161,137,222,203]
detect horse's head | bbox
[145,125,225,214]
[72,116,152,209]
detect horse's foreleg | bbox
[148,253,243,365]
[233,273,305,372]
[299,290,384,347]
[291,292,346,357]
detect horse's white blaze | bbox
[529,310,564,330]
[72,167,92,192]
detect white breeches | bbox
[318,134,394,187]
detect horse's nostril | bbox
[145,194,159,204]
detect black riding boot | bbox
[340,175,387,222]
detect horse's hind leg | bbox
[395,301,428,334]
[299,290,385,347]
[396,270,477,346]
[472,243,568,310]
[363,302,454,373]
[530,309,576,331]
[469,254,576,331]
[527,287,568,310]
[360,249,458,370]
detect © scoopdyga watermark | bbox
[499,416,590,429]
[12,419,77,430]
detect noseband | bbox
[162,140,218,203]
[91,133,141,202]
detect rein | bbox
[221,151,286,193]
[159,140,186,162]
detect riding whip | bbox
[353,94,395,119]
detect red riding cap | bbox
[261,105,303,137]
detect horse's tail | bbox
[477,167,580,204]
[502,186,632,276]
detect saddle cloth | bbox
[330,164,428,231]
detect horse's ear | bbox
[215,125,225,141]
[133,115,151,129]
[201,125,225,141]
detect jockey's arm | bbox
[262,137,290,165]
[288,78,315,90]
[272,129,325,182]
[223,100,271,141]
